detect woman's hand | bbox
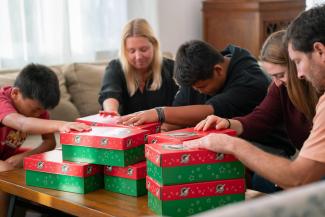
[195,115,230,131]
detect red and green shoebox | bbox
[147,127,236,144]
[104,161,147,196]
[24,149,103,194]
[76,113,161,134]
[145,143,245,185]
[61,126,147,166]
[147,176,245,217]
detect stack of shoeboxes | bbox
[24,149,103,194]
[24,113,157,196]
[75,113,159,196]
[145,128,246,216]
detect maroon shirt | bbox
[235,83,312,150]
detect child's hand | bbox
[59,122,91,133]
[5,153,25,168]
[0,160,16,172]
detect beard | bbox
[306,64,325,93]
[306,74,325,94]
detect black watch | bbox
[154,107,165,123]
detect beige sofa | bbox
[0,62,108,121]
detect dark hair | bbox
[286,4,325,52]
[14,63,60,109]
[174,40,224,86]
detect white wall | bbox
[306,0,325,9]
[127,0,159,33]
[156,0,203,56]
[126,0,203,57]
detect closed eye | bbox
[271,72,285,79]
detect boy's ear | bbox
[213,64,224,76]
[10,87,20,99]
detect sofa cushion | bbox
[0,69,20,87]
[62,62,107,117]
[48,66,80,121]
[0,66,79,121]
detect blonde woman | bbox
[98,18,178,115]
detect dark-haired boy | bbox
[0,63,90,216]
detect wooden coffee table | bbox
[0,169,265,217]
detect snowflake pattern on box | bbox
[148,192,244,217]
[104,176,146,196]
[62,144,145,166]
[26,170,103,194]
[147,160,244,185]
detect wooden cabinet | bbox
[203,0,305,58]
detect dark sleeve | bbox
[234,83,283,139]
[172,86,191,106]
[98,59,125,106]
[206,83,268,118]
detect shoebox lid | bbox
[24,149,102,177]
[77,113,161,134]
[147,127,236,144]
[104,161,146,180]
[146,176,245,201]
[145,143,238,167]
[60,126,148,150]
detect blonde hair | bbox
[119,18,163,96]
[260,30,319,121]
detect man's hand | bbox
[183,133,238,154]
[59,122,91,133]
[194,115,229,131]
[0,160,15,172]
[119,109,158,126]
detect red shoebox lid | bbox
[60,126,148,150]
[23,149,102,177]
[146,176,245,200]
[77,113,161,134]
[104,161,146,180]
[147,127,236,144]
[145,143,238,167]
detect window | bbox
[0,0,127,68]
[306,0,325,9]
